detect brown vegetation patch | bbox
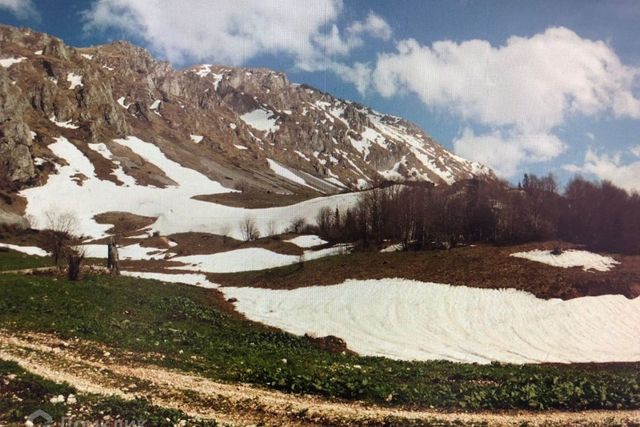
[193,191,312,209]
[93,211,157,236]
[210,242,640,300]
[168,232,303,256]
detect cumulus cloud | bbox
[631,145,640,157]
[372,27,640,177]
[374,27,640,130]
[82,0,389,94]
[314,11,392,57]
[0,0,38,19]
[565,149,640,194]
[83,0,390,79]
[453,129,566,178]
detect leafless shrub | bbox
[43,209,80,266]
[287,217,306,234]
[240,216,260,242]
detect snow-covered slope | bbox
[223,278,640,364]
[21,136,360,239]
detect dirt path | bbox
[0,330,638,426]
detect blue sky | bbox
[1,0,639,191]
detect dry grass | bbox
[193,191,312,209]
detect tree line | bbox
[313,175,640,255]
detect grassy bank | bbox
[0,249,638,412]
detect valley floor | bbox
[0,247,639,425]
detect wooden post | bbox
[107,238,120,275]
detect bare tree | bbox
[43,210,80,266]
[239,216,260,241]
[287,217,306,234]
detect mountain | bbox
[0,24,494,230]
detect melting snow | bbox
[173,244,350,273]
[510,249,619,272]
[82,243,166,260]
[172,248,299,273]
[0,243,48,257]
[223,278,640,364]
[267,159,314,189]
[240,108,279,133]
[21,135,359,240]
[0,56,25,67]
[286,235,328,248]
[117,97,131,109]
[67,73,83,89]
[190,135,204,144]
[87,143,137,186]
[234,144,248,150]
[121,271,218,289]
[49,116,79,129]
[81,53,94,60]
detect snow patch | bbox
[223,279,640,364]
[0,56,25,67]
[67,73,83,89]
[117,97,131,109]
[122,271,218,289]
[510,249,619,272]
[190,135,204,144]
[240,108,279,133]
[267,159,314,189]
[286,235,328,248]
[49,116,79,129]
[172,248,299,273]
[0,243,48,257]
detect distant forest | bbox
[313,175,640,255]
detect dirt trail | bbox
[0,330,638,426]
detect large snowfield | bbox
[20,136,360,240]
[222,278,640,364]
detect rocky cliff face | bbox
[0,24,494,209]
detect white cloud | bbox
[0,0,38,19]
[565,149,640,194]
[453,128,566,178]
[84,0,343,65]
[374,27,640,133]
[372,27,640,178]
[586,132,595,140]
[314,12,392,57]
[631,145,640,157]
[83,0,391,79]
[347,11,392,41]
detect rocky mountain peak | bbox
[0,24,495,219]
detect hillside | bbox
[0,24,493,232]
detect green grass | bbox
[0,249,52,272]
[0,359,215,426]
[0,265,638,413]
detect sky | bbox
[1,0,639,192]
